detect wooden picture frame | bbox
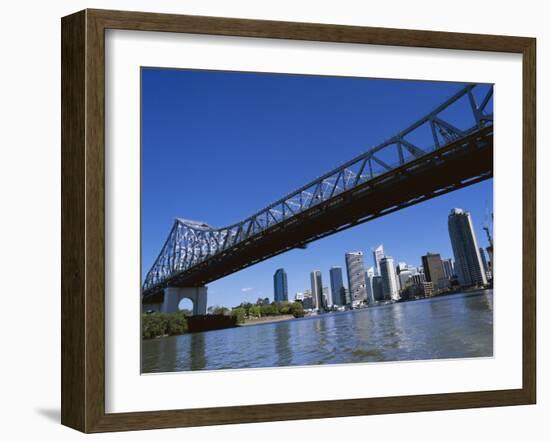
[61,8,536,433]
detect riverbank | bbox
[240,314,295,326]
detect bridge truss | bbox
[143,83,493,298]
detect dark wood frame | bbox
[61,8,536,433]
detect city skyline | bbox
[141,68,493,309]
[204,196,491,308]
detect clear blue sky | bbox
[141,68,493,308]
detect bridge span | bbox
[142,84,493,311]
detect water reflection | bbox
[189,332,206,370]
[275,322,292,366]
[142,290,493,373]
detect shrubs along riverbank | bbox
[142,301,306,339]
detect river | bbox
[142,290,493,373]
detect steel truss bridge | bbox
[143,83,493,302]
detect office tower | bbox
[421,253,447,291]
[479,247,489,273]
[372,244,385,276]
[398,269,413,289]
[448,208,488,286]
[396,262,408,274]
[380,256,399,301]
[322,287,330,308]
[310,270,324,310]
[442,258,455,280]
[330,267,346,306]
[273,268,288,302]
[411,273,426,285]
[341,287,350,305]
[345,252,368,305]
[365,266,375,305]
[372,275,384,301]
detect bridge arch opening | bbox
[178,298,194,316]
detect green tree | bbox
[212,306,229,315]
[231,307,246,324]
[290,302,305,318]
[248,305,261,318]
[166,311,187,335]
[260,303,275,316]
[142,311,188,339]
[278,301,291,315]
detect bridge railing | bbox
[143,83,493,292]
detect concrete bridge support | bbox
[158,287,208,315]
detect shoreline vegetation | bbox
[142,287,490,340]
[142,300,305,339]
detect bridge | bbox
[142,83,493,315]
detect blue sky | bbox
[141,68,493,308]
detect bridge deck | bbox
[143,125,492,302]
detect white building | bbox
[448,208,487,286]
[398,269,413,290]
[372,244,385,276]
[380,256,399,301]
[365,266,376,304]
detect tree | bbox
[231,307,246,324]
[290,302,305,318]
[248,305,261,318]
[166,311,187,335]
[212,306,229,315]
[141,311,188,339]
[278,301,291,315]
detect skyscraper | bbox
[421,253,447,290]
[273,268,288,302]
[345,252,368,305]
[442,258,455,280]
[372,276,384,301]
[365,266,375,305]
[322,286,330,308]
[380,256,399,301]
[398,269,413,289]
[372,244,384,276]
[310,270,324,311]
[448,208,488,286]
[479,247,489,273]
[329,267,346,306]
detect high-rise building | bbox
[448,208,488,286]
[421,253,447,291]
[442,258,455,280]
[322,286,330,309]
[398,269,413,289]
[341,287,350,305]
[365,266,375,305]
[410,273,426,285]
[329,267,346,306]
[372,275,384,301]
[396,262,409,274]
[372,244,384,276]
[345,252,368,305]
[479,247,489,273]
[380,256,399,301]
[310,270,324,310]
[273,268,288,302]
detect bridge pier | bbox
[160,287,208,315]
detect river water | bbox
[142,290,493,373]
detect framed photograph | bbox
[61,9,536,433]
